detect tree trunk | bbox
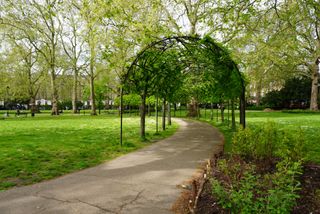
[162,98,166,131]
[220,103,225,122]
[310,63,319,111]
[30,96,36,117]
[27,65,37,117]
[120,88,123,147]
[50,68,59,115]
[231,99,236,130]
[210,103,214,121]
[227,101,230,126]
[187,97,198,117]
[50,26,59,116]
[90,75,97,115]
[140,93,147,139]
[216,108,219,122]
[106,96,110,110]
[167,102,171,126]
[240,87,246,128]
[156,97,159,133]
[72,68,78,114]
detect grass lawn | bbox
[0,114,178,190]
[244,111,320,164]
[194,110,320,164]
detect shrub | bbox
[232,122,306,162]
[210,122,305,213]
[282,109,320,114]
[211,157,302,213]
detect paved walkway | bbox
[0,119,223,214]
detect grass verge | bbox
[0,115,178,190]
[192,110,320,164]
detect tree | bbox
[5,34,44,115]
[126,50,161,139]
[60,1,86,114]
[286,0,320,110]
[80,0,104,115]
[1,0,64,115]
[262,77,313,109]
[230,1,320,110]
[152,49,184,129]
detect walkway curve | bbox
[0,119,224,214]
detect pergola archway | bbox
[119,36,246,145]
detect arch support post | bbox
[239,89,246,128]
[120,86,123,147]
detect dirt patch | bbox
[263,108,274,112]
[196,180,226,214]
[172,156,223,214]
[171,164,210,214]
[292,164,320,213]
[172,189,192,214]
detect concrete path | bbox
[0,119,223,214]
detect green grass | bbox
[192,110,320,164]
[0,115,178,190]
[244,111,320,164]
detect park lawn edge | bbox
[0,117,179,191]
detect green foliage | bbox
[264,160,302,213]
[262,77,313,109]
[146,96,156,105]
[246,105,267,111]
[211,157,302,213]
[209,119,308,213]
[232,122,306,161]
[281,109,320,114]
[114,94,141,106]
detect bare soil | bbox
[292,164,320,214]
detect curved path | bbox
[0,119,223,214]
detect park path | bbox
[0,119,223,214]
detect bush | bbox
[211,157,302,213]
[246,105,267,110]
[282,109,320,114]
[261,77,311,109]
[232,123,306,161]
[210,122,305,213]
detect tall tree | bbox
[5,33,44,115]
[1,0,63,115]
[80,0,102,115]
[60,1,86,113]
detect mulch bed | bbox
[195,179,224,214]
[173,157,320,214]
[292,164,320,214]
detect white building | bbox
[36,99,52,106]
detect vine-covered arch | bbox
[120,36,246,145]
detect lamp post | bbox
[5,86,9,116]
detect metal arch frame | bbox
[119,36,246,146]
